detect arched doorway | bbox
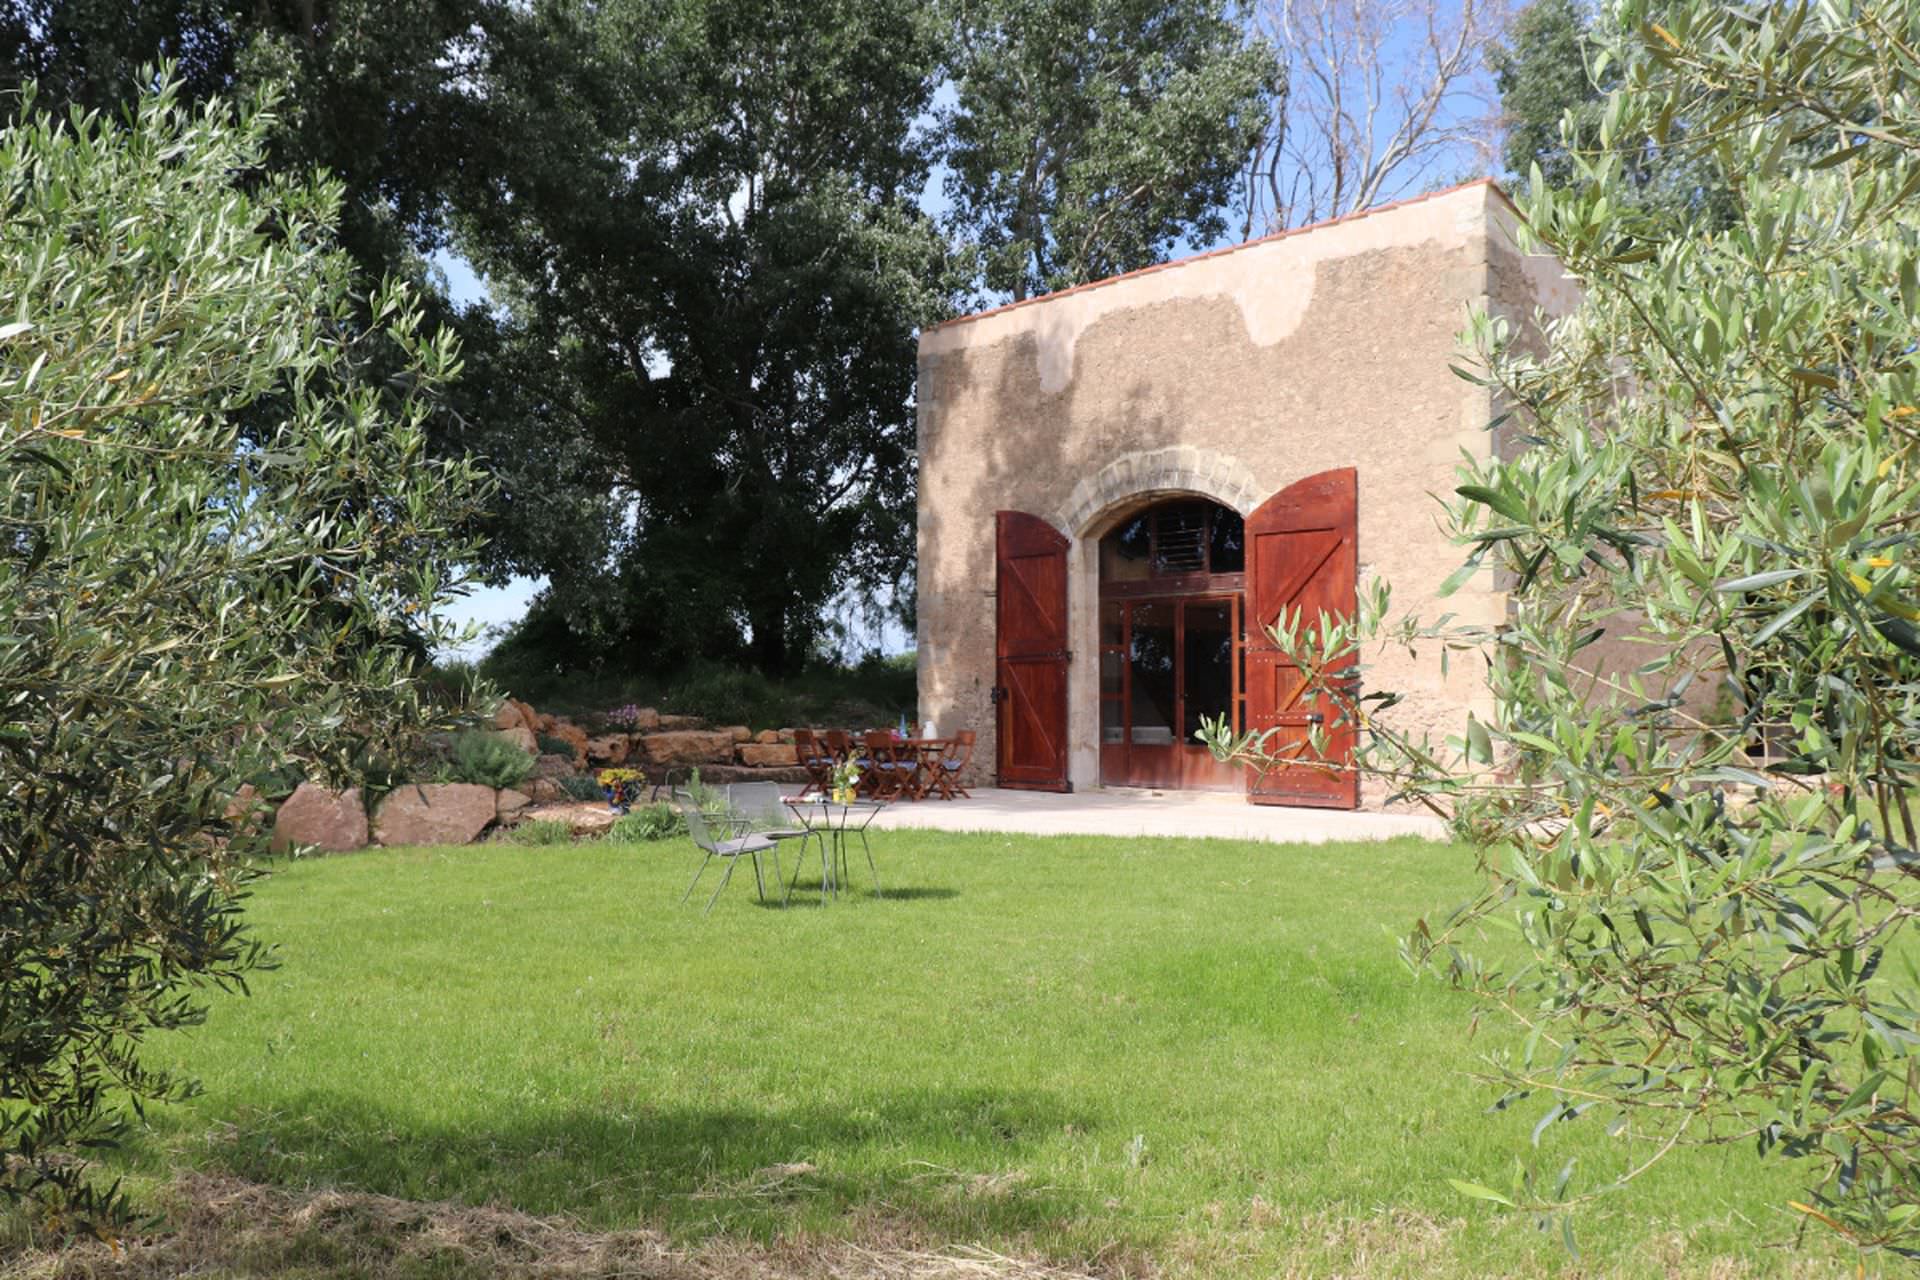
[1097,498,1246,790]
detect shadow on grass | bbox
[762,885,960,906]
[130,1084,1099,1243]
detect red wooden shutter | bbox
[995,510,1072,792]
[1243,468,1359,809]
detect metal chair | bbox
[729,782,821,893]
[677,799,783,915]
[649,765,694,804]
[929,729,976,800]
[728,781,828,902]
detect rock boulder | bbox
[492,702,525,731]
[533,753,577,779]
[547,721,589,768]
[638,729,736,766]
[658,713,703,730]
[497,788,532,822]
[586,734,630,766]
[738,743,799,768]
[495,725,538,755]
[754,729,781,745]
[522,802,618,836]
[271,784,368,854]
[374,783,498,847]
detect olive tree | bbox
[1206,0,1920,1259]
[0,79,487,1230]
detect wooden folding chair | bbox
[929,730,975,799]
[792,728,833,798]
[821,729,854,792]
[860,731,909,801]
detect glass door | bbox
[1098,595,1243,790]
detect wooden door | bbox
[1243,469,1359,808]
[995,510,1072,791]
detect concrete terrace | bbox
[867,787,1448,845]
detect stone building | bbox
[913,179,1575,809]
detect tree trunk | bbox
[747,598,791,677]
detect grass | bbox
[53,832,1857,1276]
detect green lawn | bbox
[107,831,1850,1277]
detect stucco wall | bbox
[916,181,1553,808]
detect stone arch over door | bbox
[1057,447,1262,791]
[1053,446,1261,541]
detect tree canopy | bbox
[0,78,487,1225]
[939,0,1278,303]
[1,0,1286,676]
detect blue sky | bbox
[430,252,548,659]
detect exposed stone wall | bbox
[916,181,1570,807]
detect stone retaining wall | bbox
[266,697,819,854]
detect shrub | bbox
[0,79,487,1225]
[504,819,573,846]
[680,767,725,815]
[558,773,604,802]
[665,663,782,727]
[536,733,575,757]
[448,730,534,789]
[608,804,684,843]
[1211,1,1920,1254]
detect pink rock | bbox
[373,783,498,847]
[271,783,368,854]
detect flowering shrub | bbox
[597,767,646,812]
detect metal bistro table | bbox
[782,797,883,902]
